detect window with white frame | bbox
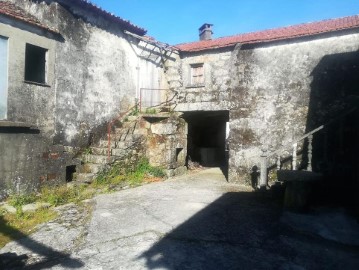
[190,63,204,85]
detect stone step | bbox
[133,128,148,136]
[83,155,115,164]
[78,163,105,174]
[127,115,138,122]
[112,148,127,157]
[116,141,135,149]
[74,173,96,183]
[115,127,135,136]
[90,147,108,156]
[122,120,137,128]
[97,140,116,148]
[121,134,143,142]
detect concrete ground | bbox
[1,168,359,269]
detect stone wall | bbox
[0,0,163,196]
[228,32,359,183]
[0,123,75,199]
[167,49,233,111]
[167,31,359,184]
[7,0,164,147]
[142,114,187,177]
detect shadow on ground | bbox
[138,191,359,270]
[0,216,83,270]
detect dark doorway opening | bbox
[183,111,229,177]
[66,165,76,182]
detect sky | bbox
[90,0,359,45]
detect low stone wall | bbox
[0,122,76,199]
[141,114,188,177]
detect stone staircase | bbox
[73,116,146,183]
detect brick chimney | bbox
[199,23,213,41]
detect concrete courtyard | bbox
[1,168,359,269]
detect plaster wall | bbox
[0,17,57,137]
[0,0,163,196]
[9,0,163,147]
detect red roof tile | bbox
[176,15,359,52]
[0,2,59,34]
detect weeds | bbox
[144,108,157,114]
[83,147,92,155]
[8,194,37,209]
[1,157,165,248]
[0,208,57,248]
[94,157,165,188]
[126,158,165,186]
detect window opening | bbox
[25,43,47,84]
[191,64,204,85]
[0,36,8,120]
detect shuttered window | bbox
[191,64,204,85]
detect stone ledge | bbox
[0,121,35,128]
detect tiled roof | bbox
[66,0,146,35]
[0,1,147,36]
[0,1,59,34]
[176,15,359,52]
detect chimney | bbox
[199,23,213,41]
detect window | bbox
[25,43,47,84]
[190,63,204,85]
[0,36,8,120]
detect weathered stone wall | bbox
[0,124,75,199]
[0,0,163,196]
[229,33,359,183]
[143,114,187,176]
[168,31,359,184]
[167,49,233,111]
[7,0,163,147]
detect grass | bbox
[94,157,165,188]
[0,208,57,248]
[144,108,157,114]
[0,157,165,248]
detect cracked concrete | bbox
[1,168,359,269]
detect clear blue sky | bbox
[91,0,359,45]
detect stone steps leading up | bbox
[83,155,115,164]
[74,116,144,184]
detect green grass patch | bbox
[94,157,165,188]
[0,208,57,248]
[144,108,157,114]
[1,157,164,248]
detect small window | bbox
[25,43,47,84]
[190,63,204,85]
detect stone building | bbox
[171,16,359,211]
[0,0,167,197]
[1,0,359,211]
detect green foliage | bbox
[83,147,92,155]
[129,106,139,116]
[0,207,57,248]
[94,163,126,187]
[94,157,165,188]
[126,158,165,186]
[145,108,157,114]
[40,185,94,206]
[8,194,37,208]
